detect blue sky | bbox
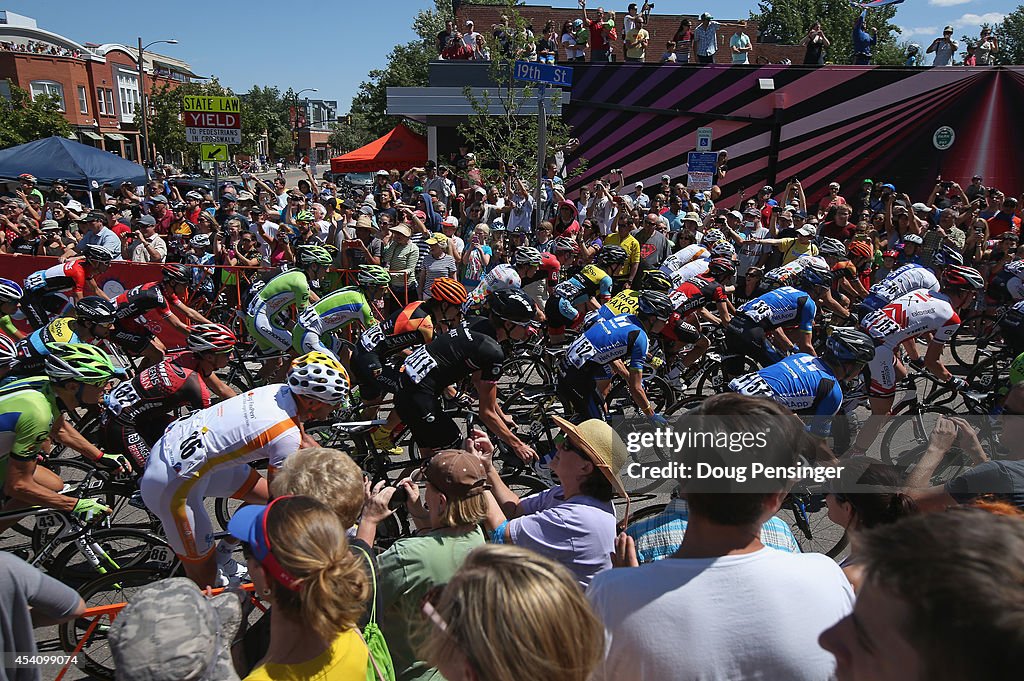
[8,0,1015,107]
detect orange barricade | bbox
[52,582,263,681]
[0,255,409,347]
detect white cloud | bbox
[953,12,1006,29]
[898,25,939,38]
[929,0,972,6]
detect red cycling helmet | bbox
[187,323,237,353]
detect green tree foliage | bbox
[995,7,1024,65]
[0,81,72,149]
[750,0,900,64]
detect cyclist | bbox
[463,247,543,312]
[985,257,1024,307]
[4,297,117,384]
[558,290,675,425]
[111,264,215,369]
[757,255,829,293]
[0,344,128,528]
[728,328,876,438]
[139,351,350,587]
[393,289,538,461]
[0,278,26,341]
[544,248,614,343]
[585,269,674,326]
[100,327,236,471]
[664,257,737,374]
[21,245,112,329]
[422,276,468,334]
[244,246,332,382]
[848,265,985,455]
[521,249,562,294]
[290,264,388,363]
[857,261,940,318]
[659,233,713,278]
[820,238,870,306]
[0,334,18,383]
[668,240,732,289]
[725,267,832,366]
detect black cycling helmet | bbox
[640,269,673,292]
[75,296,117,325]
[83,244,114,262]
[825,328,876,364]
[636,290,675,319]
[162,263,191,285]
[707,257,736,278]
[595,245,628,268]
[488,288,536,324]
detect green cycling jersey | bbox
[254,269,312,317]
[0,377,58,487]
[291,288,377,353]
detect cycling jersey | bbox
[999,300,1024,358]
[0,315,18,338]
[291,288,376,355]
[667,259,710,289]
[356,301,432,359]
[464,264,521,311]
[564,314,649,372]
[114,281,179,333]
[139,384,301,558]
[659,244,708,275]
[987,260,1024,303]
[0,377,57,486]
[862,263,939,311]
[102,358,213,468]
[601,289,640,317]
[552,264,613,305]
[760,256,827,292]
[669,274,727,318]
[24,261,88,295]
[739,286,817,334]
[245,269,312,352]
[729,354,842,437]
[7,318,79,380]
[399,316,505,390]
[521,251,561,288]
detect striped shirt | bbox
[626,498,801,563]
[694,22,719,57]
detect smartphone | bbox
[388,485,409,510]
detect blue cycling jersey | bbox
[564,314,649,371]
[729,354,842,437]
[740,286,817,334]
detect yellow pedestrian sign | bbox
[201,143,229,162]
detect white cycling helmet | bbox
[0,333,18,369]
[287,352,350,406]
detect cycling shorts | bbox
[139,446,262,560]
[724,315,783,367]
[110,327,154,355]
[864,345,897,398]
[543,295,580,334]
[291,325,343,362]
[21,291,72,330]
[244,298,291,352]
[350,351,400,401]
[394,378,463,451]
[557,363,607,421]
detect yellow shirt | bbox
[244,629,367,681]
[603,233,641,278]
[776,237,820,265]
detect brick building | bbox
[0,10,198,163]
[455,3,803,65]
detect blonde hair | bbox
[437,491,488,528]
[270,448,365,527]
[420,545,603,681]
[264,496,369,641]
[474,223,490,237]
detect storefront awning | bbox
[81,131,103,140]
[105,133,129,142]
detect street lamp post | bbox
[137,37,178,174]
[292,87,318,164]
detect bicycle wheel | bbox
[693,356,759,397]
[497,356,553,400]
[965,352,1013,394]
[49,528,180,588]
[880,406,969,484]
[501,473,550,499]
[58,567,175,681]
[624,502,668,530]
[949,312,1003,367]
[606,374,674,416]
[786,497,849,558]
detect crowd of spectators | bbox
[0,39,82,58]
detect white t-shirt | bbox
[251,220,278,261]
[588,548,854,681]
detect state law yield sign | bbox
[184,95,242,145]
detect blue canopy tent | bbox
[0,136,147,206]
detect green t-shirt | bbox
[376,527,485,681]
[0,377,57,486]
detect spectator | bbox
[661,40,678,63]
[694,13,719,64]
[852,12,877,65]
[821,205,856,242]
[462,20,481,50]
[420,545,604,681]
[147,195,174,235]
[38,220,66,257]
[437,19,455,54]
[419,232,458,299]
[819,509,1024,681]
[817,181,847,216]
[582,2,611,61]
[369,449,489,681]
[751,222,820,264]
[461,223,492,288]
[604,212,642,285]
[537,20,558,64]
[562,19,588,62]
[75,211,120,258]
[108,577,242,681]
[228,496,370,679]
[1,552,85,681]
[825,461,917,591]
[590,394,854,681]
[10,221,40,255]
[46,179,72,206]
[635,211,671,275]
[987,196,1021,238]
[479,418,624,588]
[623,15,649,62]
[729,25,752,64]
[975,27,998,65]
[504,174,534,235]
[802,21,830,65]
[382,222,419,311]
[441,31,473,60]
[673,19,694,64]
[124,215,167,262]
[927,25,958,66]
[472,34,491,61]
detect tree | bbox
[0,81,72,149]
[750,0,900,65]
[995,6,1024,65]
[457,1,583,187]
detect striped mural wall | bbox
[562,65,1024,205]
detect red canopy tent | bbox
[330,124,427,174]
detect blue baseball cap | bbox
[228,497,302,591]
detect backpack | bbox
[354,546,396,681]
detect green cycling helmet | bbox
[297,245,333,267]
[45,343,121,385]
[295,210,315,223]
[357,264,392,287]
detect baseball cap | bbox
[442,215,460,227]
[64,199,84,214]
[148,194,168,204]
[635,181,644,189]
[236,190,254,202]
[421,449,489,498]
[136,215,157,227]
[693,192,706,201]
[743,207,760,217]
[796,224,817,236]
[728,210,743,220]
[829,182,840,189]
[903,234,924,245]
[376,169,389,176]
[661,174,671,181]
[426,232,448,246]
[104,205,119,213]
[228,498,302,591]
[911,202,933,213]
[108,577,242,681]
[85,211,106,222]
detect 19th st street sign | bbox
[184,95,242,145]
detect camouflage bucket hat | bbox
[108,577,243,681]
